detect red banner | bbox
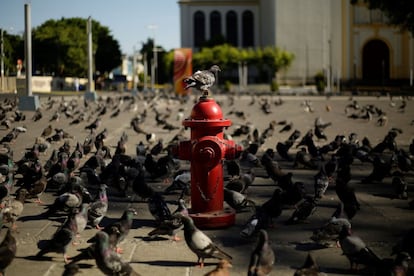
[174,48,192,95]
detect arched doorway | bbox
[362,39,390,83]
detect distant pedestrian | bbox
[74,78,80,91]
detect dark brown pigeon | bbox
[248,229,275,276]
[0,228,17,275]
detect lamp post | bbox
[147,24,158,92]
[132,46,137,92]
[1,29,4,92]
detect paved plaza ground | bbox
[0,91,413,275]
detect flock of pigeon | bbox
[0,65,411,275]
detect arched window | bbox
[194,11,205,48]
[210,11,222,40]
[226,11,238,46]
[362,39,389,82]
[242,10,254,47]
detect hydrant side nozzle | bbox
[224,143,243,160]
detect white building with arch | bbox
[179,0,413,89]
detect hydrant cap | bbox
[191,98,223,120]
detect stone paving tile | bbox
[0,93,413,275]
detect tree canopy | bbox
[163,44,294,84]
[32,17,121,77]
[1,30,24,76]
[354,0,414,35]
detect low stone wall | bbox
[1,76,88,93]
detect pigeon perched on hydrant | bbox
[183,65,221,95]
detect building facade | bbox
[179,0,413,89]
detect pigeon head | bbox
[209,65,221,73]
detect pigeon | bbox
[248,229,275,276]
[36,213,78,263]
[44,184,84,217]
[279,122,293,133]
[293,148,318,170]
[84,118,101,133]
[311,202,352,244]
[74,203,89,238]
[183,65,221,95]
[335,165,360,220]
[164,170,191,195]
[22,176,48,204]
[92,231,141,276]
[1,188,28,230]
[87,184,108,229]
[148,198,188,241]
[240,187,284,239]
[223,188,256,212]
[40,124,53,137]
[92,208,137,253]
[391,175,408,199]
[32,108,43,122]
[0,228,17,275]
[391,228,414,257]
[314,125,327,140]
[225,160,240,178]
[285,195,318,225]
[204,259,232,276]
[376,252,411,276]
[132,166,156,200]
[314,160,336,199]
[148,192,172,225]
[337,225,382,271]
[62,262,80,276]
[237,171,255,194]
[276,140,294,161]
[294,253,321,276]
[178,214,232,268]
[67,225,121,264]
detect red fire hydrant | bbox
[174,95,243,228]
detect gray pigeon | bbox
[224,188,256,212]
[93,231,141,276]
[311,202,352,244]
[285,195,318,225]
[36,213,78,263]
[148,198,188,241]
[68,225,121,264]
[89,208,136,254]
[74,203,89,237]
[178,214,232,268]
[183,65,221,95]
[87,184,108,229]
[248,229,275,276]
[2,188,28,230]
[338,225,382,271]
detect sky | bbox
[0,0,181,55]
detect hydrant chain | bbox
[196,176,220,202]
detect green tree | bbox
[1,30,24,75]
[352,0,414,35]
[32,18,121,77]
[162,44,294,87]
[139,38,167,84]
